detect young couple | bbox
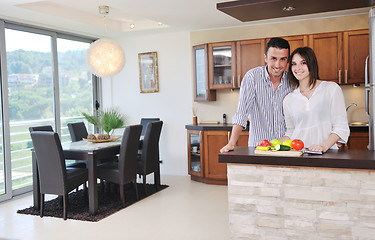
[220,38,349,153]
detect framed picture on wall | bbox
[138,51,159,93]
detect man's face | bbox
[264,47,289,78]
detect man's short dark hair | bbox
[265,38,290,55]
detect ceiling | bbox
[0,0,372,39]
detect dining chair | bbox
[97,124,143,207]
[29,125,86,169]
[67,122,88,141]
[138,118,160,151]
[30,131,88,220]
[140,118,160,138]
[137,120,163,195]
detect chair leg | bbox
[143,175,147,195]
[40,193,44,218]
[59,195,63,207]
[154,170,160,190]
[133,181,139,200]
[119,184,125,207]
[63,194,68,220]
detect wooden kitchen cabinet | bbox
[267,35,309,53]
[309,30,369,85]
[309,32,343,83]
[208,41,237,89]
[347,129,369,150]
[187,130,204,178]
[203,130,249,184]
[343,29,369,84]
[186,125,249,185]
[283,35,309,53]
[204,131,230,181]
[192,44,216,101]
[236,39,265,88]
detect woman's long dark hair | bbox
[288,47,320,89]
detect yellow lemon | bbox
[282,140,293,148]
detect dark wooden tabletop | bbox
[219,147,375,170]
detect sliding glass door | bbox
[0,22,98,201]
[57,38,94,142]
[5,29,55,192]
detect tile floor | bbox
[0,175,229,240]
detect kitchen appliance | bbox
[366,7,375,150]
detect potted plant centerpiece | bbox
[82,108,126,142]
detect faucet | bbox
[346,103,357,111]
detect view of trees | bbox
[7,49,92,121]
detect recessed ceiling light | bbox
[157,22,163,27]
[283,6,295,12]
[130,24,135,29]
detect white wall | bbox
[102,31,192,176]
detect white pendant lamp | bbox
[86,6,125,78]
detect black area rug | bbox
[17,183,168,222]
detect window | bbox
[0,22,98,201]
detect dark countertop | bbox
[349,125,369,133]
[219,146,375,170]
[185,123,248,131]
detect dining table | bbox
[32,139,121,215]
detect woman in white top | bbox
[280,47,349,152]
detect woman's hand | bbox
[308,144,329,153]
[220,144,235,153]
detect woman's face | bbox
[291,54,310,82]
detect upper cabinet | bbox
[308,32,343,83]
[283,35,309,53]
[308,30,369,84]
[208,42,237,89]
[343,29,369,84]
[192,29,369,101]
[193,44,216,101]
[236,39,265,88]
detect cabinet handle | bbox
[238,75,241,87]
[338,70,342,84]
[232,76,235,88]
[345,70,348,84]
[227,132,230,142]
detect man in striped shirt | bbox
[220,38,292,152]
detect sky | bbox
[5,28,90,52]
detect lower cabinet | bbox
[347,130,369,150]
[187,129,248,185]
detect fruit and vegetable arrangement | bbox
[256,139,304,152]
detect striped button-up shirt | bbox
[232,65,292,147]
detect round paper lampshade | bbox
[86,38,125,78]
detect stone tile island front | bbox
[219,147,375,239]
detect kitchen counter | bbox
[185,123,248,131]
[220,147,375,239]
[219,146,375,170]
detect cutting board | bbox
[254,149,304,157]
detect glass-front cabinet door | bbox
[208,42,237,89]
[187,130,203,177]
[192,44,215,101]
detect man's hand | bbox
[220,144,235,153]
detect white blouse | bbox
[283,81,350,149]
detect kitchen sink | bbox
[349,122,369,127]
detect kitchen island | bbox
[219,147,375,239]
